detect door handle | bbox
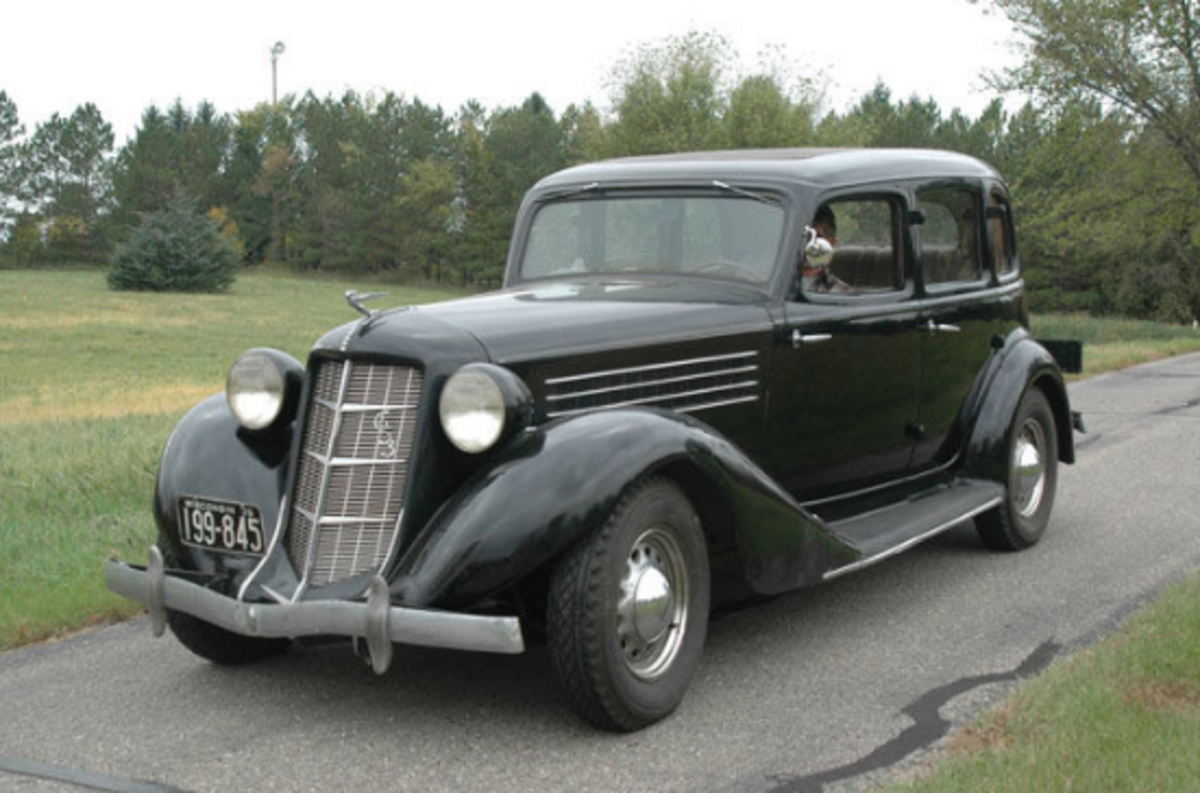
[792,330,833,349]
[925,319,961,334]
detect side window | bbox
[988,192,1017,277]
[917,187,983,286]
[807,197,904,295]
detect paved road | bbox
[3,352,1199,793]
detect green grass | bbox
[890,574,1200,792]
[4,272,1200,785]
[1033,313,1200,378]
[0,269,466,650]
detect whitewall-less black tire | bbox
[547,477,710,731]
[977,388,1059,551]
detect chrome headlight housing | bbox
[439,364,532,454]
[226,348,304,431]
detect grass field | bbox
[4,272,1200,649]
[3,269,1199,787]
[0,269,465,649]
[1032,313,1200,376]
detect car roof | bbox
[534,147,1002,191]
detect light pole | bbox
[269,40,286,264]
[271,41,286,105]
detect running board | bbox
[822,479,1004,581]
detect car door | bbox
[768,193,923,501]
[911,182,1017,471]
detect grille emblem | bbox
[374,411,400,460]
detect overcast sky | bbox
[2,0,1018,146]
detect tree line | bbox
[2,18,1199,320]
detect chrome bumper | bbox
[105,546,525,674]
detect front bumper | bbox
[105,546,525,674]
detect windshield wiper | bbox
[711,180,776,205]
[542,182,602,202]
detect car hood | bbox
[317,279,774,365]
[417,279,773,363]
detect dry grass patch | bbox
[1121,680,1200,715]
[945,700,1017,756]
[0,310,200,331]
[0,381,218,426]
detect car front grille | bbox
[288,359,423,587]
[544,351,760,418]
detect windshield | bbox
[519,194,785,286]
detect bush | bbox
[108,199,238,292]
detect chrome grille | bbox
[288,360,423,587]
[544,351,760,418]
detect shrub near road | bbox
[107,198,240,293]
[0,269,465,650]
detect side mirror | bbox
[804,227,834,267]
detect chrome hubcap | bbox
[1012,418,1047,518]
[633,566,673,643]
[617,528,688,680]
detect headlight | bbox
[439,364,532,453]
[226,349,303,431]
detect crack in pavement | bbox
[0,756,192,793]
[764,640,1061,793]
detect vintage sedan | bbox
[108,148,1080,731]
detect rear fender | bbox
[393,408,858,609]
[961,332,1075,484]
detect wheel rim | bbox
[1012,417,1047,519]
[616,527,689,681]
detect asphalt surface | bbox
[3,351,1199,793]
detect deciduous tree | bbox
[990,0,1200,318]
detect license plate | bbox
[177,496,266,556]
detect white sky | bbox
[2,0,1018,147]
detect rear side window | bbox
[988,191,1017,277]
[918,187,983,286]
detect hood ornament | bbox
[345,290,388,318]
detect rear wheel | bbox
[547,477,710,731]
[977,388,1059,551]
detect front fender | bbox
[393,408,858,609]
[961,331,1075,484]
[154,394,294,592]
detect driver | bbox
[801,205,850,293]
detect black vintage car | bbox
[108,148,1080,731]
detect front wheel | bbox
[158,542,291,665]
[547,477,710,731]
[166,609,291,665]
[977,388,1059,551]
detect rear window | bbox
[918,187,983,286]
